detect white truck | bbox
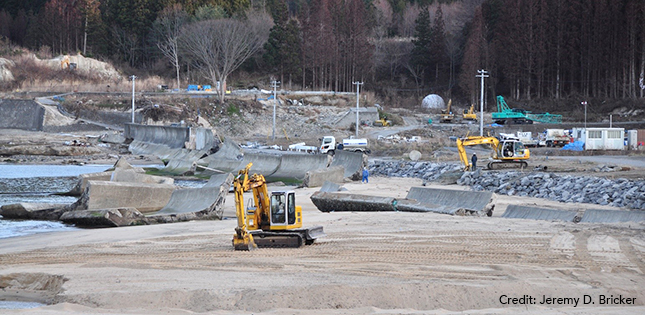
[516,131,539,147]
[544,129,570,147]
[320,136,370,155]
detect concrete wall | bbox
[124,123,190,149]
[84,180,176,213]
[193,127,217,151]
[303,166,345,187]
[0,99,45,131]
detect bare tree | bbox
[153,4,188,90]
[111,25,139,67]
[180,10,271,103]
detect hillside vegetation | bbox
[0,0,644,115]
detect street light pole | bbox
[353,81,363,138]
[130,75,137,123]
[581,101,588,128]
[476,70,489,137]
[271,80,280,141]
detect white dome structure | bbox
[421,94,445,109]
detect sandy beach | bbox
[1,177,643,314]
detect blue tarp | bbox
[561,140,584,151]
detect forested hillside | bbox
[1,0,644,108]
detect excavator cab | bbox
[269,191,300,227]
[498,138,528,159]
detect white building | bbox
[572,127,624,150]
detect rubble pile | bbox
[370,160,645,210]
[368,160,462,182]
[459,170,645,210]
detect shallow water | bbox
[0,301,46,309]
[0,164,201,239]
[0,216,78,239]
[0,164,137,239]
[0,164,112,179]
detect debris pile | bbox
[458,170,645,209]
[368,160,462,182]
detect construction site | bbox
[0,90,644,314]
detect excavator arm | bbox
[456,136,500,171]
[232,163,257,250]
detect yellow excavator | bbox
[462,104,477,121]
[60,55,70,69]
[233,163,325,250]
[440,99,454,123]
[456,135,530,170]
[373,118,391,127]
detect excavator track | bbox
[487,160,528,170]
[251,226,326,248]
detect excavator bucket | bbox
[303,225,326,244]
[233,228,257,251]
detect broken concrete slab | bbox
[110,168,174,185]
[70,180,176,213]
[501,205,578,222]
[113,157,144,171]
[65,171,113,196]
[162,148,208,175]
[579,209,645,223]
[311,187,495,216]
[60,207,147,227]
[405,187,494,216]
[268,152,330,181]
[319,181,342,193]
[151,173,233,222]
[310,192,396,212]
[0,203,67,220]
[239,152,282,177]
[330,150,365,179]
[304,166,344,188]
[395,199,487,216]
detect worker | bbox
[471,152,477,171]
[362,167,369,183]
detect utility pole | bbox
[353,81,363,137]
[271,80,280,141]
[581,101,588,128]
[476,70,489,136]
[130,75,137,123]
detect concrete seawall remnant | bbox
[72,180,176,213]
[162,148,209,175]
[240,152,282,177]
[0,99,45,131]
[579,209,645,223]
[311,192,397,212]
[0,203,68,221]
[330,150,365,179]
[60,207,147,227]
[150,173,234,222]
[311,187,494,216]
[404,187,494,216]
[501,205,578,222]
[268,153,330,181]
[124,123,190,149]
[303,166,345,187]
